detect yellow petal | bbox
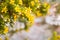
[3,26,8,34]
[31,1,35,7]
[10,0,15,4]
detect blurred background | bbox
[0,0,60,40]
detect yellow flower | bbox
[23,7,34,26]
[43,2,48,7]
[0,37,2,40]
[37,13,42,17]
[25,9,34,25]
[24,7,32,17]
[10,0,15,4]
[36,11,42,17]
[19,0,23,5]
[57,35,60,39]
[1,6,7,13]
[3,26,8,34]
[43,2,50,9]
[15,5,21,12]
[31,1,35,7]
[37,2,41,8]
[13,14,17,21]
[28,15,35,25]
[24,7,31,14]
[34,0,39,2]
[27,7,31,13]
[47,4,50,10]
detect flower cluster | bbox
[0,0,50,34]
[40,2,50,16]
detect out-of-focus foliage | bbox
[56,4,60,14]
[49,31,60,40]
